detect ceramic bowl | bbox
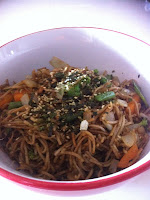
[0,27,150,190]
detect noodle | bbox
[0,57,149,181]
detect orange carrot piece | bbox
[117,144,139,168]
[38,86,44,94]
[0,93,13,109]
[126,94,140,114]
[14,90,27,102]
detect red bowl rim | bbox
[0,27,150,191]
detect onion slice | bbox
[22,79,37,88]
[49,56,69,68]
[117,99,128,107]
[105,111,115,121]
[21,94,30,105]
[109,159,119,173]
[122,131,137,147]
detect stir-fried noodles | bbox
[0,57,149,181]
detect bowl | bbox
[0,27,150,190]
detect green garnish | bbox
[95,91,116,102]
[106,74,113,80]
[39,126,45,131]
[64,74,91,97]
[60,111,83,123]
[93,69,99,75]
[8,101,22,110]
[28,150,35,160]
[81,76,91,85]
[67,84,81,97]
[106,83,112,88]
[100,77,108,84]
[93,111,97,116]
[55,72,65,80]
[49,112,56,119]
[139,118,148,127]
[128,98,132,102]
[133,81,148,107]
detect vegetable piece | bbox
[67,84,81,97]
[14,90,27,102]
[139,118,148,127]
[81,75,91,85]
[95,91,115,102]
[126,94,140,114]
[121,88,131,95]
[133,81,148,107]
[105,111,115,121]
[55,72,65,81]
[21,94,30,105]
[117,144,139,168]
[109,159,119,173]
[56,85,65,99]
[112,76,120,87]
[49,56,68,68]
[63,75,90,97]
[28,150,35,160]
[80,120,89,131]
[117,99,128,107]
[100,77,107,84]
[8,101,22,110]
[61,111,83,123]
[122,131,137,147]
[137,126,145,135]
[127,118,148,131]
[106,74,113,80]
[38,86,44,94]
[93,69,99,75]
[0,93,13,109]
[104,122,113,131]
[22,79,37,88]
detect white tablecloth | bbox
[0,0,150,199]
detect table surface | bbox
[0,0,150,199]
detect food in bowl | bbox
[0,56,149,181]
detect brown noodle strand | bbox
[6,132,14,149]
[35,143,45,161]
[85,168,93,180]
[71,132,77,147]
[59,151,84,162]
[88,138,92,154]
[24,142,29,165]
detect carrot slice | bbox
[0,93,13,109]
[14,90,27,102]
[117,144,139,168]
[126,94,140,114]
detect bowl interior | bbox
[0,27,150,182]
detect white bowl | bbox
[0,27,150,190]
